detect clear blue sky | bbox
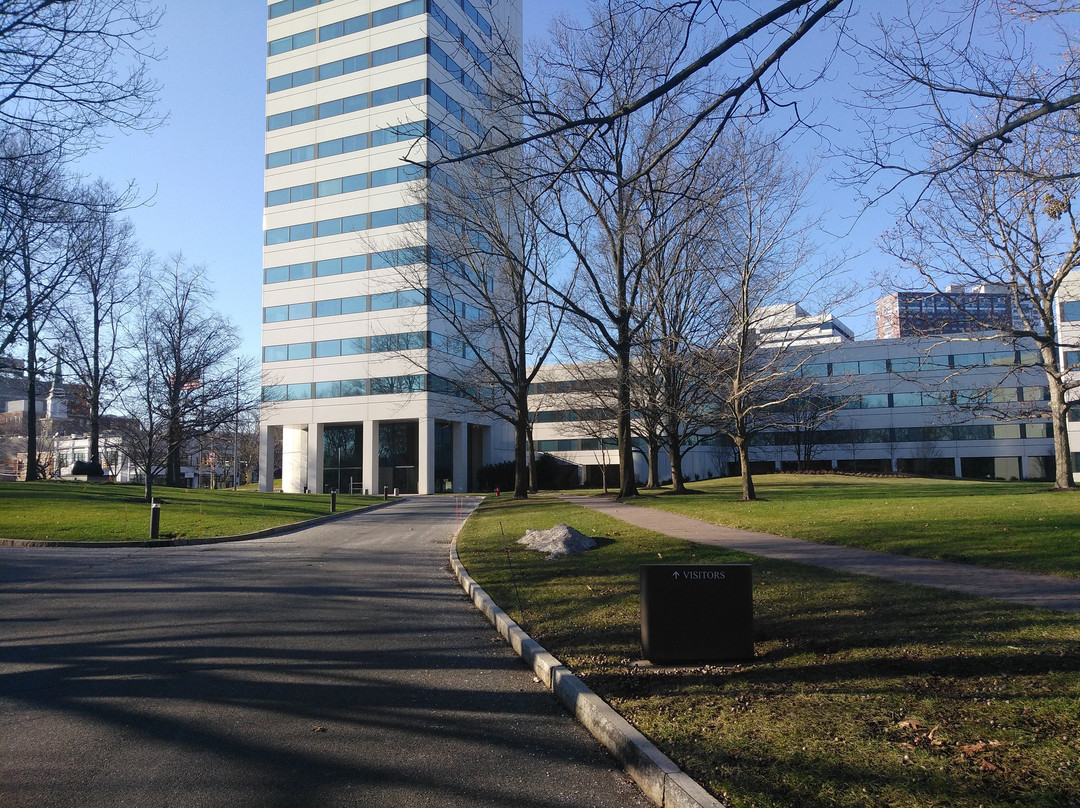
[76,1,883,362]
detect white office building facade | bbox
[258,0,520,494]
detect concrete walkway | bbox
[561,496,1080,615]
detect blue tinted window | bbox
[342,133,367,152]
[317,178,342,197]
[341,213,367,232]
[316,341,341,358]
[372,6,398,25]
[288,343,313,360]
[318,99,343,118]
[342,337,367,355]
[263,345,288,362]
[317,219,342,238]
[399,39,425,60]
[265,227,289,245]
[267,111,292,131]
[341,379,366,397]
[288,302,313,320]
[341,296,366,314]
[289,263,313,280]
[318,21,343,40]
[292,106,316,125]
[286,383,312,401]
[399,204,424,223]
[316,259,341,277]
[372,86,397,106]
[316,299,342,317]
[315,381,340,398]
[266,151,290,169]
[319,61,344,81]
[342,94,368,114]
[268,75,292,93]
[1063,301,1080,321]
[342,174,367,193]
[263,385,287,402]
[399,80,424,99]
[342,255,366,273]
[265,189,290,207]
[370,292,396,311]
[318,138,343,158]
[343,15,368,35]
[398,289,426,307]
[370,209,397,228]
[265,266,289,284]
[370,167,397,187]
[264,305,288,323]
[342,54,369,74]
[289,223,314,241]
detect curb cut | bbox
[449,535,725,808]
[0,497,404,549]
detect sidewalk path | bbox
[561,495,1080,615]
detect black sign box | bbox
[640,564,754,663]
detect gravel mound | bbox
[518,523,596,559]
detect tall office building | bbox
[258,0,521,494]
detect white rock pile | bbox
[517,523,596,559]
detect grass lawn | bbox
[623,474,1080,578]
[457,496,1080,808]
[0,481,385,542]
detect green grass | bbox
[0,481,385,542]
[458,496,1080,808]
[623,475,1080,578]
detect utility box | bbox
[640,564,754,664]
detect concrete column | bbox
[418,417,435,495]
[282,425,307,494]
[1020,454,1031,480]
[362,419,378,496]
[453,420,468,493]
[258,424,274,492]
[307,422,324,494]
[953,455,963,478]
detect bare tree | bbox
[0,140,79,480]
[0,0,161,165]
[881,112,1080,488]
[400,142,562,498]
[50,179,143,466]
[699,130,843,501]
[141,256,259,488]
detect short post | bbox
[330,489,337,513]
[150,501,161,540]
[383,485,388,501]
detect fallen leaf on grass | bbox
[312,726,327,733]
[898,719,925,731]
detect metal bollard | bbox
[330,490,337,513]
[383,485,388,501]
[150,501,161,540]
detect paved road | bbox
[564,495,1080,614]
[0,497,649,808]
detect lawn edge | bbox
[0,497,404,548]
[449,527,726,808]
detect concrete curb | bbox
[449,534,725,808]
[0,497,404,549]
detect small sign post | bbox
[640,564,754,663]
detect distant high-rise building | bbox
[875,285,1035,339]
[258,0,521,494]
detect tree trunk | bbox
[24,316,39,482]
[616,339,638,500]
[737,439,756,501]
[1046,366,1075,489]
[668,419,687,494]
[645,437,660,488]
[513,406,529,498]
[528,434,539,494]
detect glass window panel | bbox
[892,392,922,407]
[993,424,1022,439]
[986,351,1015,366]
[288,302,312,320]
[399,39,425,59]
[1025,423,1051,438]
[316,258,341,276]
[319,21,343,40]
[267,111,292,131]
[286,383,311,401]
[1065,350,1080,367]
[342,255,366,273]
[315,381,340,399]
[341,296,366,314]
[830,361,859,376]
[341,213,367,232]
[342,54,369,74]
[342,173,367,192]
[343,16,368,35]
[264,305,288,323]
[317,178,342,197]
[266,150,290,169]
[263,345,288,362]
[399,204,424,223]
[315,340,341,358]
[862,394,890,408]
[371,334,392,352]
[268,75,292,93]
[405,332,425,350]
[398,80,424,99]
[397,289,426,307]
[317,99,343,118]
[288,343,312,360]
[291,184,314,202]
[859,360,887,375]
[370,292,395,311]
[317,219,342,237]
[370,167,398,187]
[318,138,343,158]
[1062,300,1080,321]
[372,86,397,106]
[342,337,367,355]
[289,222,314,241]
[292,67,316,87]
[263,385,287,402]
[370,208,396,228]
[341,133,367,153]
[372,6,399,25]
[264,266,289,284]
[269,37,292,56]
[316,299,342,317]
[991,387,1019,403]
[342,93,368,113]
[341,379,367,396]
[295,29,316,48]
[319,61,344,81]
[264,227,289,245]
[292,105,316,125]
[1023,386,1050,401]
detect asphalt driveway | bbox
[0,496,649,808]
